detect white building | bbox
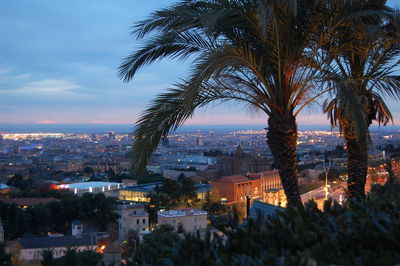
[157,208,207,233]
[119,204,149,241]
[59,182,122,196]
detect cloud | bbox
[19,79,81,94]
[35,120,58,124]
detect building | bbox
[119,182,162,202]
[157,208,207,232]
[163,169,197,180]
[217,146,270,176]
[119,204,149,241]
[122,179,137,187]
[264,188,287,207]
[59,182,122,196]
[71,220,84,236]
[211,175,262,204]
[119,182,211,203]
[248,170,286,205]
[102,243,121,265]
[7,235,98,266]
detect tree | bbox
[83,167,94,175]
[76,250,102,266]
[132,224,178,264]
[146,190,173,225]
[321,1,400,198]
[122,229,139,260]
[59,248,78,266]
[0,243,12,266]
[119,0,333,205]
[28,204,53,235]
[41,249,56,266]
[7,173,29,190]
[202,188,227,218]
[177,176,197,204]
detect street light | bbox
[324,161,331,200]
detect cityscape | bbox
[1,126,399,264]
[1,0,400,265]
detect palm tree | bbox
[119,0,329,205]
[320,0,400,198]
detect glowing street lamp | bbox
[324,161,331,200]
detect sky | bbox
[0,0,399,127]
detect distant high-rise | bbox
[196,138,203,146]
[108,131,115,140]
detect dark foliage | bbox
[146,176,198,224]
[0,243,12,266]
[132,180,400,265]
[6,173,30,191]
[0,192,118,240]
[40,249,102,266]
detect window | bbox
[136,219,139,224]
[143,218,146,224]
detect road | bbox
[301,185,345,204]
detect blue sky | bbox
[0,0,399,126]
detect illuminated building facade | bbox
[60,182,122,196]
[119,182,211,202]
[211,175,261,204]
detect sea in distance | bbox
[0,124,399,134]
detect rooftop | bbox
[215,175,250,183]
[122,182,211,193]
[61,182,121,190]
[249,200,284,220]
[18,235,96,249]
[158,208,207,218]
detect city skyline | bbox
[1,0,399,126]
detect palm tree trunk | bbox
[267,112,301,206]
[342,120,367,199]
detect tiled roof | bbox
[216,175,250,183]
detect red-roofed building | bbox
[211,175,261,204]
[212,171,287,207]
